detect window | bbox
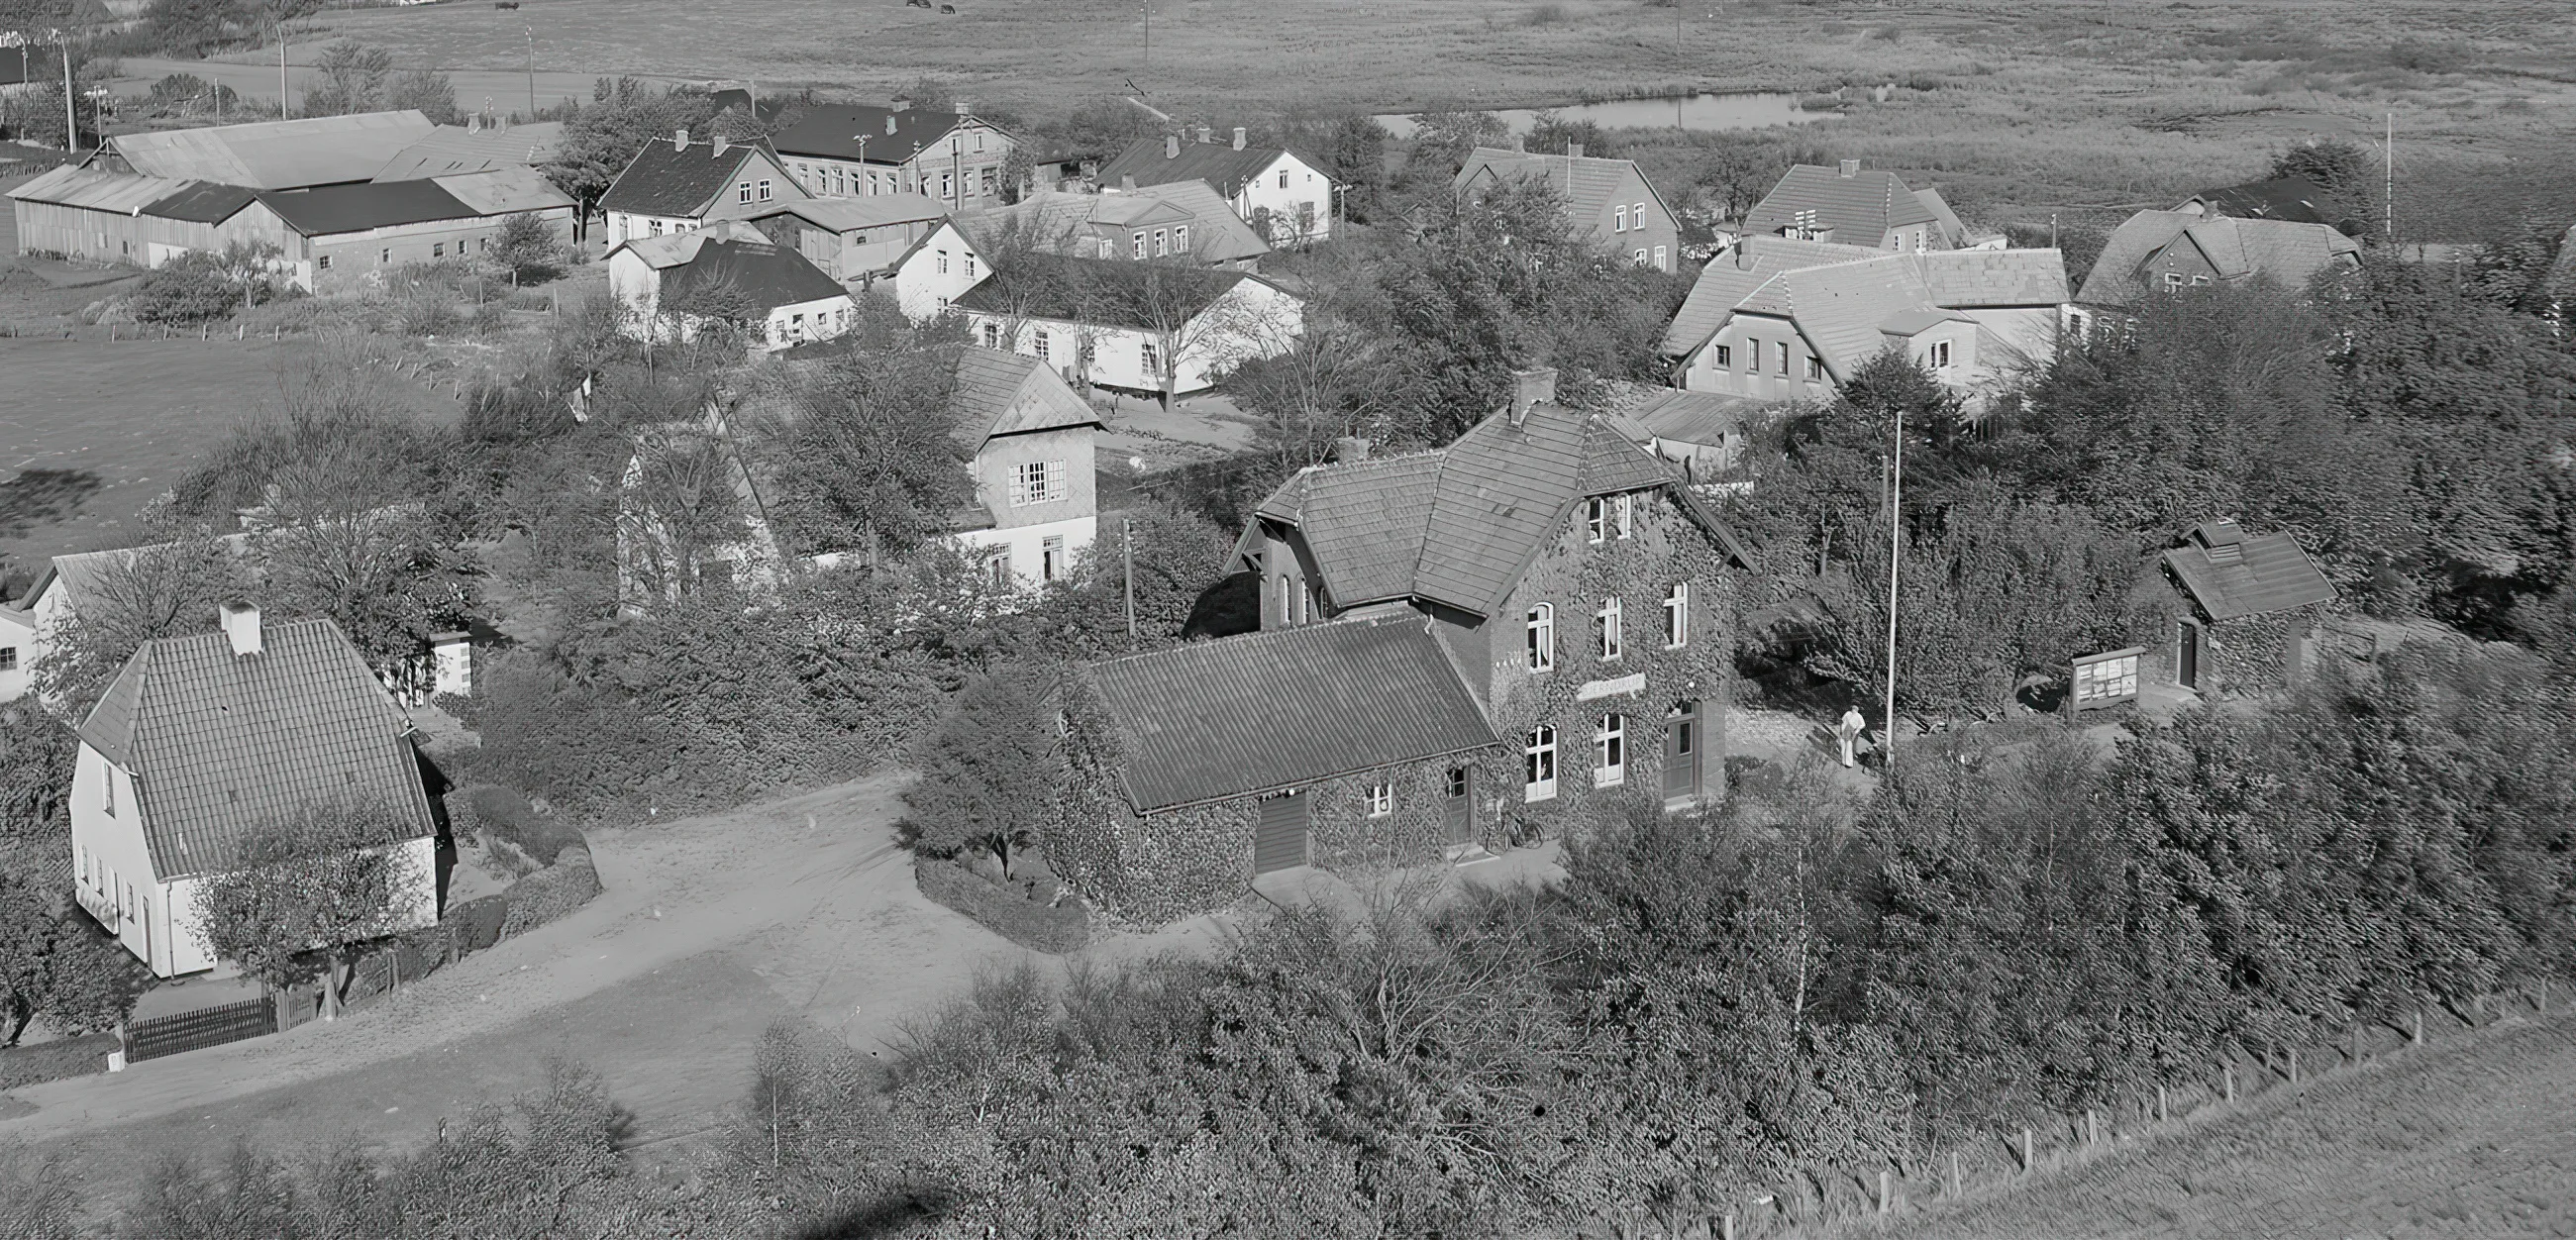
[759,178,773,201]
[1598,595,1622,661]
[1524,726,1558,802]
[979,167,995,195]
[432,243,444,258]
[982,322,1000,348]
[1747,340,1760,371]
[1633,249,1649,264]
[1712,344,1730,367]
[1278,168,1289,189]
[1301,580,1318,623]
[479,236,491,254]
[1634,201,1648,226]
[1277,573,1293,625]
[1447,767,1469,798]
[1042,535,1067,581]
[1365,782,1392,818]
[1929,341,1951,368]
[649,219,664,236]
[1804,355,1822,381]
[1132,232,1147,259]
[1778,347,1791,376]
[1141,340,1160,375]
[1174,225,1188,252]
[975,132,985,153]
[1594,714,1626,787]
[1097,238,1116,259]
[739,181,753,204]
[381,247,392,262]
[1586,497,1607,544]
[1153,229,1168,257]
[1614,204,1627,232]
[1033,329,1051,362]
[1616,493,1634,539]
[316,254,332,270]
[1664,581,1689,647]
[937,249,950,275]
[941,171,954,199]
[1526,603,1555,672]
[2163,271,2186,289]
[982,550,1012,588]
[2191,274,2212,286]
[1653,245,1667,268]
[1010,460,1067,506]
[0,646,14,672]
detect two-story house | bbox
[1454,144,1682,272]
[736,192,948,285]
[770,100,1015,207]
[1098,127,1336,244]
[69,604,445,978]
[1660,237,2071,408]
[952,255,1302,399]
[949,348,1103,587]
[971,180,1270,270]
[2074,210,2362,317]
[1042,368,1755,924]
[1743,160,1951,253]
[599,130,807,245]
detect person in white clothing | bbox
[1836,707,1868,768]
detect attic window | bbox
[2206,542,2244,567]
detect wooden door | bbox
[1254,791,1309,874]
[1664,700,1702,801]
[1442,767,1475,846]
[2177,619,2201,690]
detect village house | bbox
[2,546,206,705]
[0,604,30,702]
[1098,127,1336,244]
[599,130,807,245]
[1044,369,1754,923]
[606,219,856,352]
[2075,210,2364,315]
[953,255,1301,399]
[68,604,446,979]
[90,111,439,188]
[369,116,564,181]
[2175,176,2337,227]
[1613,386,1766,482]
[770,99,1015,206]
[614,403,785,608]
[1660,236,2071,406]
[2155,519,2337,696]
[880,220,988,321]
[735,192,948,285]
[1454,144,1681,272]
[973,180,1270,270]
[1743,160,1953,253]
[946,348,1103,588]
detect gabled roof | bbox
[1453,146,1674,236]
[1745,163,1938,239]
[950,256,1287,331]
[1099,134,1323,199]
[431,165,575,216]
[1252,397,1750,617]
[1878,307,1975,336]
[7,163,194,215]
[371,121,565,181]
[770,103,979,163]
[148,180,260,224]
[600,135,792,220]
[2161,520,2335,621]
[73,616,435,879]
[951,348,1100,449]
[1082,616,1497,813]
[2182,176,2331,225]
[1660,236,1882,356]
[20,546,155,614]
[1624,388,1764,448]
[971,181,1270,264]
[749,192,948,234]
[1666,247,2069,372]
[105,111,438,189]
[617,221,850,311]
[2076,210,2362,307]
[253,178,477,237]
[1915,187,1968,247]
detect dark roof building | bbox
[951,255,1275,330]
[772,102,977,164]
[2161,519,2334,622]
[1745,160,1944,249]
[1099,132,1310,199]
[2178,176,2334,226]
[2077,210,2362,308]
[600,132,799,221]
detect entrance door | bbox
[1664,700,1703,802]
[2177,619,2202,691]
[1254,791,1309,874]
[1442,766,1476,846]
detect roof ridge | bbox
[1082,611,1428,669]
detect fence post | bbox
[2019,1127,2033,1173]
[1878,1170,1891,1213]
[1949,1151,1961,1197]
[2222,1065,2234,1103]
[2157,1084,2168,1123]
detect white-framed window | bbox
[1153,229,1169,257]
[1278,168,1288,189]
[1042,535,1067,581]
[1614,204,1627,232]
[1653,245,1667,268]
[381,247,392,262]
[1616,493,1634,539]
[1033,329,1051,362]
[982,322,1000,348]
[738,181,754,204]
[1301,580,1318,623]
[1097,238,1116,259]
[1594,714,1625,787]
[1805,356,1823,381]
[975,131,985,152]
[0,646,15,671]
[1132,232,1146,259]
[1009,460,1067,506]
[1664,581,1689,648]
[1277,573,1293,625]
[759,179,773,201]
[1713,344,1731,367]
[1633,249,1649,264]
[1525,726,1558,802]
[1175,224,1188,251]
[1747,340,1760,371]
[2164,270,2186,288]
[982,550,1011,588]
[941,171,954,199]
[432,243,445,258]
[1586,497,1607,544]
[1598,595,1622,661]
[1634,201,1647,225]
[1778,347,1792,376]
[1141,340,1160,375]
[1930,341,1951,368]
[1365,781,1392,818]
[1526,603,1555,672]
[937,250,950,275]
[964,253,977,279]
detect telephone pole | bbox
[1883,411,1904,760]
[1122,518,1138,647]
[2383,111,2394,243]
[525,24,538,120]
[61,38,75,152]
[278,11,290,118]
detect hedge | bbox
[501,846,602,936]
[915,860,1089,955]
[454,784,588,868]
[0,1032,118,1089]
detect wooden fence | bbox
[121,996,276,1064]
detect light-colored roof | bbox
[20,546,154,613]
[430,165,574,215]
[2076,210,2361,307]
[612,218,771,269]
[371,121,564,181]
[1878,307,1974,335]
[1915,186,1967,247]
[755,193,948,233]
[1624,388,1765,448]
[74,616,435,879]
[6,163,192,214]
[1660,236,1881,356]
[1454,146,1674,239]
[1915,249,2070,306]
[1667,247,2068,373]
[951,347,1101,448]
[1745,163,1939,239]
[972,182,1269,264]
[107,111,437,190]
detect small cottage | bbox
[606,219,856,352]
[2156,519,2337,695]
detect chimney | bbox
[468,113,481,133]
[1838,158,1860,177]
[885,114,898,136]
[1119,172,1136,192]
[1328,435,1371,463]
[220,601,261,658]
[1232,126,1246,151]
[1166,133,1181,159]
[956,96,971,118]
[1735,239,1755,269]
[673,128,688,152]
[1566,142,1584,159]
[1508,367,1557,427]
[889,95,911,113]
[1195,123,1211,144]
[712,134,730,156]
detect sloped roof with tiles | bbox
[1100,135,1316,198]
[2161,520,2335,622]
[1082,616,1497,812]
[2078,210,2359,307]
[1915,186,1968,246]
[1454,146,1673,236]
[1250,397,1751,616]
[753,193,948,234]
[75,617,434,879]
[771,103,977,163]
[1624,388,1764,448]
[974,182,1267,264]
[951,348,1100,449]
[1660,236,1881,356]
[372,121,564,181]
[105,111,436,189]
[20,546,155,614]
[432,166,575,215]
[1746,163,1938,239]
[2183,176,2331,225]
[1667,248,2067,371]
[601,135,793,220]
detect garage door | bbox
[1254,791,1308,874]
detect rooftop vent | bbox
[1508,367,1557,427]
[1838,158,1861,177]
[673,128,688,151]
[220,601,261,658]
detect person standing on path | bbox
[1836,706,1868,769]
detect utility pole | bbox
[1141,0,1149,73]
[1883,410,1904,761]
[278,9,290,119]
[525,24,537,121]
[1122,517,1138,646]
[2383,111,2394,244]
[61,38,75,153]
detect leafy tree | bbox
[1026,499,1236,657]
[767,344,974,567]
[300,38,391,117]
[1399,109,1504,181]
[385,67,460,126]
[191,800,431,1018]
[544,81,718,225]
[899,666,1059,878]
[131,241,288,323]
[2269,136,2371,192]
[137,0,248,57]
[0,703,74,842]
[1321,115,1388,222]
[489,210,566,283]
[1523,108,1609,156]
[32,533,246,715]
[0,873,154,1046]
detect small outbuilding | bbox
[2155,518,2336,695]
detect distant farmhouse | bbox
[1099,126,1336,244]
[954,256,1302,399]
[771,99,1015,206]
[1742,160,1989,252]
[606,219,856,351]
[1455,144,1681,272]
[1045,369,1753,922]
[974,180,1271,270]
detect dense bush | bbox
[0,706,73,843]
[500,847,603,936]
[913,859,1088,954]
[129,244,289,324]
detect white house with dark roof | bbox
[1660,236,2072,406]
[974,180,1270,270]
[1744,160,1952,252]
[1455,144,1680,272]
[1097,127,1335,243]
[884,219,988,322]
[68,604,444,978]
[600,131,808,245]
[607,219,856,352]
[953,255,1301,398]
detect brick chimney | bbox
[1166,133,1181,158]
[1232,126,1246,151]
[220,600,261,658]
[1566,142,1584,159]
[1839,158,1861,177]
[1328,436,1371,463]
[673,128,688,151]
[885,114,898,136]
[1508,367,1557,427]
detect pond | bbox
[1373,92,1831,139]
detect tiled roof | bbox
[371,121,564,181]
[253,179,475,237]
[770,103,968,163]
[1082,616,1497,812]
[1738,258,1941,381]
[2077,210,2359,306]
[1915,249,2068,305]
[21,546,154,612]
[74,617,435,879]
[1915,187,1967,246]
[1878,306,1974,335]
[107,111,437,189]
[972,182,1269,264]
[1668,247,2067,372]
[1453,147,1672,237]
[1660,235,1881,356]
[950,256,1282,331]
[1746,164,1938,239]
[2184,176,2330,225]
[1099,135,1317,199]
[951,347,1099,448]
[600,135,791,220]
[432,166,575,215]
[753,192,948,233]
[1263,455,1447,606]
[1625,388,1765,447]
[655,231,850,311]
[2161,520,2335,621]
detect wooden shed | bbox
[2157,519,2336,695]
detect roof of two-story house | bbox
[1099,128,1327,201]
[607,219,853,351]
[600,131,806,227]
[2176,176,2336,226]
[1744,160,1952,250]
[770,101,1012,172]
[1453,145,1681,267]
[975,181,1271,267]
[2075,210,2363,309]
